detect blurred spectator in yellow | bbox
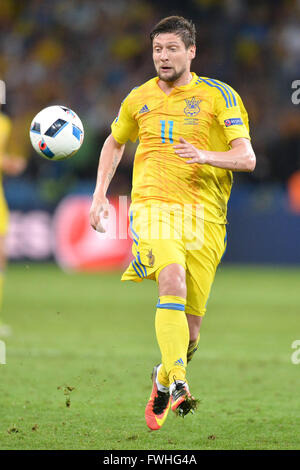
[0,105,27,336]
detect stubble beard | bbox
[157,66,186,83]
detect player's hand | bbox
[2,156,27,175]
[89,195,110,233]
[174,137,207,164]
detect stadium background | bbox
[0,0,300,452]
[1,0,300,267]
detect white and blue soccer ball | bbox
[29,105,84,160]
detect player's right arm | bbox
[90,133,125,232]
[90,89,138,232]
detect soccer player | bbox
[90,16,256,430]
[0,107,27,335]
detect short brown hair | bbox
[150,16,196,49]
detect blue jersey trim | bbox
[197,77,236,109]
[217,80,237,106]
[205,78,237,107]
[197,77,229,108]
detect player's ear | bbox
[188,45,196,60]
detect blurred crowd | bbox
[0,0,300,200]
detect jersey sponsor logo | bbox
[224,118,243,127]
[139,104,150,114]
[184,97,202,116]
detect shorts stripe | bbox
[131,260,142,278]
[129,211,140,244]
[136,252,147,277]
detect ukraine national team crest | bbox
[184,97,201,117]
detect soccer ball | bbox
[29,105,84,160]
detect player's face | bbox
[152,33,195,83]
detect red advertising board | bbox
[6,195,133,272]
[53,195,132,271]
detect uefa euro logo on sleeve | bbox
[224,118,243,127]
[184,97,201,117]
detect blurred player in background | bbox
[90,16,256,430]
[0,105,27,336]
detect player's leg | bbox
[123,206,189,428]
[123,205,190,385]
[145,262,189,429]
[184,220,227,367]
[156,262,188,383]
[123,205,196,425]
[155,263,198,417]
[186,314,202,363]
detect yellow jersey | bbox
[111,72,250,224]
[0,112,12,188]
[0,112,11,234]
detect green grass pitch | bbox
[0,263,299,450]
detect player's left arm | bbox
[174,136,256,172]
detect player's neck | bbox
[158,71,193,95]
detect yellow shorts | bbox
[0,193,8,236]
[122,204,227,316]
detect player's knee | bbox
[158,264,186,298]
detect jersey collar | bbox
[155,72,197,96]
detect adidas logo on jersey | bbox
[174,358,185,367]
[139,104,150,114]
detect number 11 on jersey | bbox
[160,120,174,144]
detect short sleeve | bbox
[214,84,251,145]
[111,94,139,144]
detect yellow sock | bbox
[187,333,200,363]
[155,295,189,386]
[157,363,169,388]
[158,333,200,386]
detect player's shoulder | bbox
[195,76,241,108]
[122,77,157,104]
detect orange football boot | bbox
[145,365,170,430]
